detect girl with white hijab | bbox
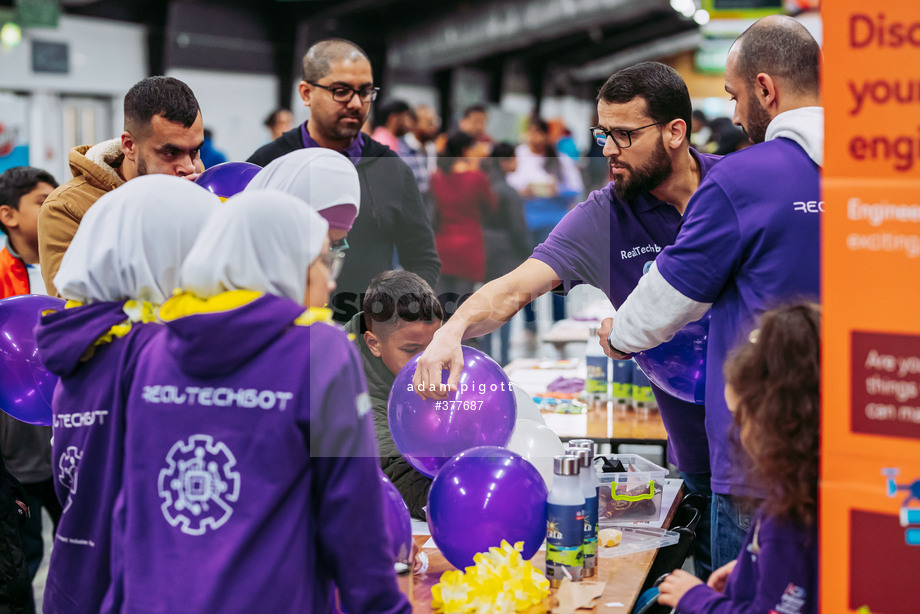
[115,189,410,614]
[179,188,336,306]
[245,148,361,244]
[35,175,219,614]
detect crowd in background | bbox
[0,13,825,612]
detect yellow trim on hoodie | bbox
[61,299,160,361]
[158,290,263,321]
[158,291,342,334]
[294,307,334,327]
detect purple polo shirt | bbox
[655,139,820,495]
[301,121,364,163]
[531,149,720,475]
[678,512,818,613]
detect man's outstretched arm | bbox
[413,258,561,400]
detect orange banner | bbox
[823,2,920,612]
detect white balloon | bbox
[511,381,546,425]
[507,419,564,490]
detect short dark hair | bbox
[376,100,411,128]
[363,270,443,332]
[438,131,475,173]
[528,117,550,134]
[490,142,516,159]
[597,62,692,133]
[124,76,200,137]
[734,15,821,97]
[264,108,291,129]
[462,104,487,118]
[0,166,58,236]
[302,38,371,83]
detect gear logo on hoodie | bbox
[158,434,241,536]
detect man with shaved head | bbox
[248,38,440,323]
[606,15,823,569]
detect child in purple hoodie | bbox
[658,302,820,614]
[35,175,219,614]
[116,189,410,614]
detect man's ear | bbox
[121,131,138,162]
[364,330,383,358]
[298,81,312,108]
[0,205,18,230]
[664,118,687,150]
[755,73,778,110]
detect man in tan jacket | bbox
[38,76,205,296]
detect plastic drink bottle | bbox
[546,455,585,586]
[565,446,599,577]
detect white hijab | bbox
[180,189,329,301]
[55,175,220,303]
[245,149,360,230]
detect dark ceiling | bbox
[1,0,701,114]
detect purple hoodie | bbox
[116,292,410,614]
[36,302,159,614]
[677,511,818,614]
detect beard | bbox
[612,137,672,202]
[326,112,365,141]
[136,152,148,176]
[742,91,771,144]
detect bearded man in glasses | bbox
[248,38,440,324]
[414,61,721,579]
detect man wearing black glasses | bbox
[248,38,440,324]
[414,61,720,579]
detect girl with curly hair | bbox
[658,302,820,613]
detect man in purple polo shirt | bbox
[248,38,439,324]
[606,16,823,569]
[415,62,720,578]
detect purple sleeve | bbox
[655,179,742,304]
[531,204,604,290]
[676,524,817,614]
[310,336,411,614]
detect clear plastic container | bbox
[594,454,667,523]
[596,526,680,558]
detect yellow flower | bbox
[430,540,550,613]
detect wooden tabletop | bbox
[504,358,669,447]
[544,402,668,444]
[400,488,682,613]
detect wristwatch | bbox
[605,331,631,359]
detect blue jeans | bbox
[711,492,756,570]
[678,471,713,581]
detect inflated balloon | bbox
[379,471,412,564]
[390,346,516,478]
[195,162,261,200]
[633,312,709,404]
[510,381,546,425]
[427,446,547,569]
[506,419,564,490]
[0,295,65,425]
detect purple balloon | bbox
[427,446,547,569]
[379,471,412,564]
[633,312,709,404]
[0,295,65,425]
[195,162,261,199]
[389,346,516,478]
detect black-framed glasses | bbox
[308,81,379,104]
[319,250,346,281]
[589,122,661,149]
[330,237,349,253]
